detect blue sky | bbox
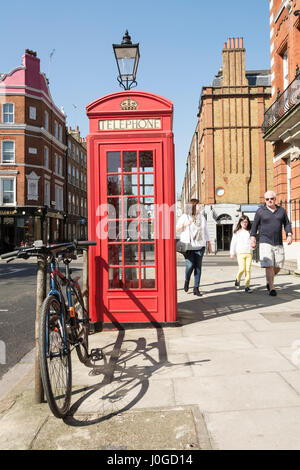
[1,0,270,195]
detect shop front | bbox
[0,207,65,254]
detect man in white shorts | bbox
[250,191,293,296]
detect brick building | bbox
[0,50,67,252]
[66,126,88,241]
[182,39,273,251]
[262,0,300,265]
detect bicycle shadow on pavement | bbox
[65,296,209,427]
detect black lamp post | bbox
[113,30,140,90]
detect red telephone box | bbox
[86,91,177,327]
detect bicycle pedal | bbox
[90,348,103,361]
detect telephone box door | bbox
[99,142,165,323]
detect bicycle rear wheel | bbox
[72,287,89,364]
[39,295,72,418]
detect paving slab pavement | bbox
[0,254,300,450]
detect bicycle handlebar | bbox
[1,250,20,260]
[77,240,97,247]
[0,240,97,261]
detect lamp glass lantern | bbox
[113,31,140,90]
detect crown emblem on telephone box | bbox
[120,97,138,110]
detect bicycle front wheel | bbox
[39,295,72,418]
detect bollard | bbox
[35,256,47,404]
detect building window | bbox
[68,163,71,182]
[44,146,49,168]
[0,178,15,205]
[1,141,15,163]
[29,106,36,120]
[55,185,64,211]
[54,121,58,139]
[44,180,50,206]
[26,171,40,201]
[2,103,14,123]
[283,50,288,89]
[59,125,63,142]
[45,111,49,131]
[55,154,63,176]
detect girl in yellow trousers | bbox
[230,215,253,293]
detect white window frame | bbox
[59,124,63,142]
[54,121,58,139]
[44,110,49,131]
[44,146,49,168]
[44,180,50,206]
[55,184,64,211]
[283,50,288,90]
[29,106,36,120]
[0,177,16,205]
[1,140,15,164]
[2,103,14,124]
[26,171,40,201]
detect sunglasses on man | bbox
[265,197,275,201]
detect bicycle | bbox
[1,240,102,419]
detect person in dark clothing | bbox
[250,190,293,296]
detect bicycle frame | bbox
[47,256,69,356]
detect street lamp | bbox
[113,30,140,90]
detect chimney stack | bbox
[221,37,247,87]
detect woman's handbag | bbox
[176,239,190,255]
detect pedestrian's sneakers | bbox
[234,279,240,288]
[245,287,252,293]
[269,289,277,296]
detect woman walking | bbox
[230,215,253,293]
[176,199,212,296]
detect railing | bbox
[261,69,300,134]
[279,199,300,242]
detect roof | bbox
[211,69,271,87]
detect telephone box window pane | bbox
[107,198,120,219]
[109,268,123,289]
[124,244,139,265]
[108,221,122,241]
[126,219,139,241]
[141,244,155,264]
[123,174,138,195]
[140,198,154,218]
[140,174,154,195]
[107,175,121,195]
[124,268,139,289]
[107,151,121,173]
[123,151,137,172]
[139,151,153,171]
[141,268,155,289]
[124,197,138,219]
[108,245,122,266]
[141,220,154,240]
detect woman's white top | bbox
[176,213,210,249]
[230,229,253,255]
